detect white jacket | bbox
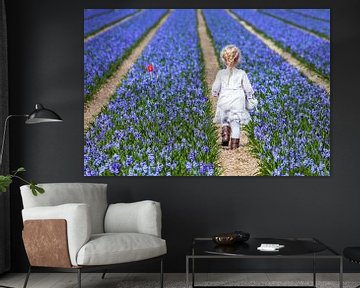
[212,67,254,125]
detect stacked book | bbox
[257,243,285,252]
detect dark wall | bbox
[5,0,360,273]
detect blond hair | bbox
[220,44,241,68]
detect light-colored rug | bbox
[113,280,356,287]
[2,273,355,288]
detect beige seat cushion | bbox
[105,201,162,237]
[76,233,167,266]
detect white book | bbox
[257,243,285,251]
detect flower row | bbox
[84,9,138,37]
[289,9,330,22]
[231,9,330,79]
[84,9,167,102]
[260,9,330,38]
[84,9,113,20]
[84,10,219,176]
[203,9,330,176]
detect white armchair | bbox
[20,183,166,288]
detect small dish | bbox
[212,233,237,245]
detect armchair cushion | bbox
[20,183,108,234]
[104,200,162,237]
[76,233,166,266]
[22,203,91,266]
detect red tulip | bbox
[147,64,154,72]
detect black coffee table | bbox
[186,237,343,288]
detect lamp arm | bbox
[0,114,28,169]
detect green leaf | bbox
[35,186,45,194]
[0,175,13,192]
[30,182,44,196]
[11,167,26,175]
[16,167,26,173]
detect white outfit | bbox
[212,68,255,138]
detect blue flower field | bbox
[84,9,330,176]
[231,9,330,79]
[260,9,330,39]
[84,9,167,102]
[84,9,138,37]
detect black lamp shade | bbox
[25,104,63,124]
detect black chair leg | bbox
[160,257,164,288]
[23,266,31,288]
[77,268,81,288]
[101,270,107,279]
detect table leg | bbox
[192,246,195,288]
[192,257,195,288]
[313,254,316,287]
[186,257,189,288]
[339,257,343,288]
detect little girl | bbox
[212,44,256,149]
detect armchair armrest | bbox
[22,203,91,266]
[104,200,162,237]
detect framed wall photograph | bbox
[83,9,330,176]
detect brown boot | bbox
[221,126,231,146]
[230,138,240,149]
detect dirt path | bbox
[197,10,260,176]
[227,9,330,95]
[84,11,172,131]
[84,10,144,43]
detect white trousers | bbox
[222,120,240,139]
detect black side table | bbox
[186,237,343,288]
